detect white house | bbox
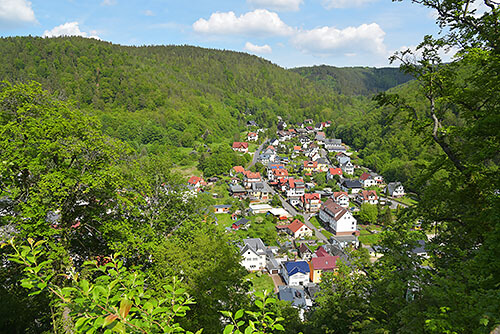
[340,161,354,175]
[286,179,305,206]
[319,198,358,236]
[386,182,405,198]
[240,238,267,271]
[357,190,378,205]
[286,219,313,239]
[332,192,349,208]
[324,139,346,153]
[282,261,310,286]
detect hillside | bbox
[0,36,363,153]
[291,65,413,96]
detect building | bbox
[282,261,310,286]
[357,190,378,205]
[319,198,358,236]
[244,172,262,188]
[240,238,267,271]
[286,219,313,239]
[332,191,349,208]
[340,161,354,175]
[386,182,405,198]
[247,132,258,141]
[285,178,305,206]
[301,193,322,212]
[213,204,232,214]
[309,255,339,283]
[327,167,343,180]
[324,139,346,152]
[340,179,363,194]
[248,182,272,202]
[232,142,249,153]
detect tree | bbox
[270,194,281,207]
[358,203,378,224]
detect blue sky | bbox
[0,0,449,68]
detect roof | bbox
[360,190,378,201]
[242,238,266,254]
[304,161,318,168]
[278,286,306,308]
[285,261,310,275]
[324,138,342,145]
[360,172,372,181]
[298,243,312,255]
[288,178,304,189]
[230,184,246,193]
[245,172,261,179]
[234,218,250,226]
[315,246,330,257]
[321,198,350,221]
[293,145,302,151]
[188,176,204,185]
[333,191,348,200]
[233,166,246,173]
[341,179,363,189]
[288,219,310,233]
[214,204,232,209]
[303,193,321,202]
[329,167,343,175]
[311,255,339,270]
[387,182,403,194]
[232,142,249,149]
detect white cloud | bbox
[247,0,303,11]
[144,9,155,16]
[0,0,36,26]
[292,23,387,56]
[101,0,117,6]
[322,0,376,9]
[244,41,272,54]
[43,22,101,40]
[193,9,294,36]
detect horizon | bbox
[0,0,465,68]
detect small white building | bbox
[319,198,358,236]
[282,261,310,286]
[386,182,405,198]
[340,161,354,175]
[332,192,349,208]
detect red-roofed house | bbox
[286,219,313,239]
[301,193,322,212]
[332,192,349,208]
[247,132,258,141]
[327,167,343,180]
[357,190,378,205]
[231,166,246,176]
[232,142,249,153]
[188,176,206,191]
[309,255,339,283]
[360,172,377,188]
[285,178,305,206]
[303,161,318,174]
[244,172,262,188]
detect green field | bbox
[245,272,275,294]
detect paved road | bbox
[380,195,408,209]
[248,139,268,168]
[268,183,328,242]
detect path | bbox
[248,139,268,168]
[270,274,285,293]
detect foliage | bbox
[358,203,378,224]
[4,238,201,334]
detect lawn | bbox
[309,216,321,229]
[245,272,275,294]
[393,196,418,206]
[215,213,234,229]
[321,229,333,239]
[358,228,381,245]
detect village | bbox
[186,117,417,316]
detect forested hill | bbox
[0,36,363,150]
[291,65,413,96]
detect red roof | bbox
[294,145,302,151]
[233,166,245,173]
[245,172,261,179]
[315,246,329,257]
[188,176,205,185]
[329,167,343,175]
[248,132,257,136]
[311,255,339,270]
[302,193,321,203]
[288,178,304,189]
[360,172,371,181]
[333,191,348,200]
[273,169,289,177]
[232,142,248,149]
[288,219,309,233]
[304,161,318,168]
[360,190,378,201]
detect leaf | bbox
[103,314,118,327]
[111,321,125,333]
[119,299,132,319]
[244,325,253,334]
[273,323,285,331]
[254,300,263,309]
[223,324,234,334]
[220,310,232,318]
[75,317,87,328]
[234,309,244,320]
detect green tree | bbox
[358,203,378,224]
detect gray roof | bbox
[214,204,232,209]
[341,179,362,188]
[324,138,342,145]
[230,184,246,193]
[278,286,306,308]
[251,182,271,192]
[387,182,403,194]
[242,238,267,253]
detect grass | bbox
[321,229,333,238]
[309,216,321,229]
[393,196,418,206]
[358,227,382,245]
[215,213,234,229]
[245,272,275,294]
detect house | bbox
[357,190,378,205]
[386,182,405,198]
[340,179,363,194]
[319,198,359,236]
[258,148,277,164]
[292,146,302,158]
[213,204,232,214]
[231,166,246,176]
[232,142,249,153]
[314,123,323,131]
[232,218,250,230]
[340,161,354,175]
[282,261,310,286]
[303,161,318,174]
[286,219,313,239]
[187,176,206,191]
[315,132,326,144]
[304,119,313,124]
[247,120,258,127]
[277,121,287,130]
[285,179,306,206]
[327,167,343,180]
[278,286,307,308]
[267,163,287,181]
[336,152,351,165]
[247,132,258,141]
[301,193,322,212]
[359,172,379,188]
[240,238,267,271]
[324,139,345,152]
[244,172,262,188]
[316,158,330,172]
[229,184,247,199]
[248,182,271,202]
[305,126,314,133]
[309,255,339,283]
[298,243,314,261]
[332,191,349,208]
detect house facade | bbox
[301,193,321,212]
[357,190,378,205]
[282,261,310,286]
[319,198,358,236]
[386,182,405,198]
[332,192,349,208]
[240,238,267,271]
[309,255,339,283]
[232,142,249,153]
[287,219,313,239]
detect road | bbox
[380,195,408,209]
[248,139,268,168]
[268,183,328,242]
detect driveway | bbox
[248,139,268,168]
[270,274,285,292]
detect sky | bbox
[0,0,453,68]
